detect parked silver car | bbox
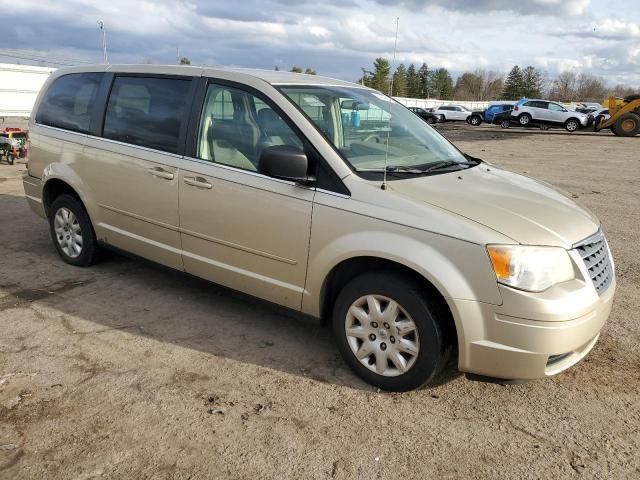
[512,100,589,132]
[433,105,471,122]
[23,65,615,391]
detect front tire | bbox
[469,115,482,126]
[500,119,510,129]
[332,273,449,391]
[614,112,640,137]
[565,119,580,132]
[49,194,99,267]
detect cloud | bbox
[372,0,591,16]
[0,0,637,87]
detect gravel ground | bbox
[1,125,639,479]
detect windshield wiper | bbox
[421,160,479,172]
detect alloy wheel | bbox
[344,295,420,377]
[54,207,83,258]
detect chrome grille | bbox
[574,231,613,295]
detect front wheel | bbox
[425,116,435,124]
[469,115,482,126]
[613,112,640,137]
[332,273,449,391]
[500,119,510,129]
[565,119,580,132]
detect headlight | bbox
[487,245,575,292]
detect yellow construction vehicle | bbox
[597,95,640,136]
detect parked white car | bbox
[433,105,471,122]
[511,99,590,132]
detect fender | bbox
[302,229,503,317]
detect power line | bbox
[0,49,94,67]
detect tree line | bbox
[357,58,637,103]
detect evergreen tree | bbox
[432,68,453,100]
[502,65,525,100]
[290,66,303,73]
[371,58,391,94]
[304,68,317,75]
[405,64,420,98]
[392,64,407,97]
[521,66,543,98]
[418,63,431,98]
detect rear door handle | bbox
[184,176,213,189]
[148,167,175,180]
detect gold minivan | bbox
[23,65,615,391]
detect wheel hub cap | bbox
[54,207,83,258]
[345,294,420,377]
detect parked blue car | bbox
[467,103,515,126]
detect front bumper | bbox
[449,278,615,380]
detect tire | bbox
[332,272,449,391]
[49,194,99,267]
[518,113,532,126]
[425,116,435,124]
[469,115,482,126]
[500,119,510,129]
[8,156,14,165]
[613,112,640,137]
[565,119,580,132]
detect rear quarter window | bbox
[35,73,104,133]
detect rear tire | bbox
[613,112,640,137]
[49,194,100,267]
[518,113,532,126]
[469,115,482,126]
[500,119,510,129]
[332,272,450,391]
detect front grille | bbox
[574,231,613,295]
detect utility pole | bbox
[97,21,108,64]
[176,47,180,65]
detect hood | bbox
[389,165,599,248]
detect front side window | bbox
[103,76,192,154]
[196,83,303,172]
[279,85,467,175]
[36,73,103,133]
[549,103,564,111]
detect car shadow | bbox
[0,191,461,392]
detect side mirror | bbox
[258,145,314,184]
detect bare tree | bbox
[550,71,577,102]
[575,73,606,101]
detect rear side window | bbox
[36,73,103,133]
[103,76,192,154]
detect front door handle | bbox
[148,167,175,180]
[184,176,213,189]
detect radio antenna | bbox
[382,16,399,191]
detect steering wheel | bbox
[362,134,381,143]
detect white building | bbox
[0,63,54,121]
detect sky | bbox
[0,0,638,87]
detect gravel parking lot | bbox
[1,125,639,479]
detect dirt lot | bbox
[1,125,639,479]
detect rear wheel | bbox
[49,194,100,267]
[469,115,482,126]
[518,113,532,126]
[613,113,640,137]
[500,119,510,129]
[332,272,450,391]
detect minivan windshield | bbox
[278,86,467,173]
